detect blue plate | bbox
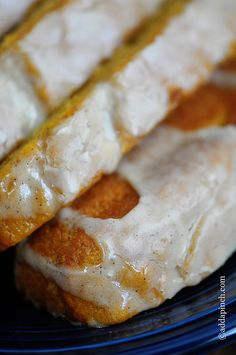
[0,249,235,354]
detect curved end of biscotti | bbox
[14,173,144,326]
[0,214,51,251]
[15,261,137,327]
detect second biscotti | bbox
[0,0,236,250]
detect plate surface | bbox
[0,249,235,354]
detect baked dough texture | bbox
[1,0,236,250]
[16,81,236,327]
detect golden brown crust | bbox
[27,173,139,268]
[0,171,103,252]
[16,262,67,316]
[29,223,103,269]
[0,216,48,251]
[72,173,139,219]
[165,84,236,130]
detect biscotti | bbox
[1,0,236,250]
[16,80,236,326]
[0,0,163,161]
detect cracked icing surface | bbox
[19,0,163,107]
[0,52,45,159]
[18,125,236,326]
[113,0,236,136]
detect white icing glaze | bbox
[17,244,147,328]
[44,84,122,201]
[0,0,35,37]
[0,154,58,218]
[0,52,45,159]
[19,0,163,107]
[0,84,121,218]
[0,0,162,161]
[113,0,236,136]
[18,125,236,326]
[2,0,236,220]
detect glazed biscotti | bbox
[0,0,163,161]
[0,0,39,37]
[16,81,236,326]
[1,0,236,250]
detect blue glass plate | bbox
[0,249,235,354]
